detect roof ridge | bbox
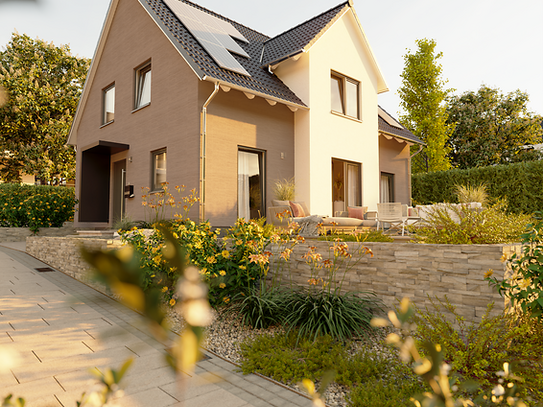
[180,0,271,40]
[264,1,349,45]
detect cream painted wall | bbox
[274,10,381,216]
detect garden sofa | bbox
[268,200,377,232]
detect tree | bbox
[398,38,455,173]
[0,33,90,184]
[446,85,543,169]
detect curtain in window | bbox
[381,174,390,203]
[238,151,251,220]
[347,164,360,206]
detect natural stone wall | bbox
[26,236,122,295]
[268,241,522,324]
[0,223,76,242]
[26,236,522,324]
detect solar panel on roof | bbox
[163,0,251,76]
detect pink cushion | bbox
[348,206,365,220]
[289,201,305,217]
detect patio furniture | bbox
[377,202,407,236]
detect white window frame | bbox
[135,62,151,109]
[102,84,115,125]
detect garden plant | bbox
[487,212,543,319]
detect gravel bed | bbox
[166,307,395,407]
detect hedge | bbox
[412,160,543,214]
[0,184,77,228]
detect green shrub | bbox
[239,331,426,405]
[282,288,382,342]
[413,201,530,244]
[347,377,423,407]
[0,183,76,229]
[119,217,295,307]
[319,229,394,242]
[224,283,288,329]
[413,297,543,402]
[412,160,543,214]
[487,212,543,320]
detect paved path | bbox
[0,245,312,407]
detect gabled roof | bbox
[378,106,424,145]
[68,0,389,145]
[261,2,349,67]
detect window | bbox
[151,149,166,191]
[102,84,115,124]
[135,63,151,109]
[380,173,394,203]
[332,158,361,211]
[331,72,360,119]
[238,149,265,220]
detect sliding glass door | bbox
[238,149,265,220]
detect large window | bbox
[238,149,265,221]
[151,149,166,191]
[102,84,115,124]
[332,158,361,212]
[331,72,360,119]
[135,63,151,109]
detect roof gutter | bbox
[410,144,424,159]
[200,81,220,223]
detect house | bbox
[67,0,423,228]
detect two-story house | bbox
[67,0,422,228]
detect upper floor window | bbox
[102,84,115,124]
[135,63,151,109]
[331,72,360,119]
[151,148,166,191]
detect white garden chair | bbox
[377,202,407,236]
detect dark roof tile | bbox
[378,106,423,145]
[261,2,348,67]
[140,0,307,106]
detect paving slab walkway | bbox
[0,245,312,407]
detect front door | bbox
[112,160,126,223]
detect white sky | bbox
[1,0,542,118]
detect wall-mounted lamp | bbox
[128,156,133,163]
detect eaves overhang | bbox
[202,76,308,111]
[379,130,425,146]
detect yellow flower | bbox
[484,269,494,279]
[206,256,216,264]
[236,240,243,246]
[219,270,226,276]
[223,297,230,303]
[169,298,176,306]
[239,265,246,270]
[221,250,230,258]
[161,286,168,293]
[219,283,226,289]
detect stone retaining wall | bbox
[0,223,76,242]
[26,236,122,294]
[268,241,522,324]
[26,236,522,324]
